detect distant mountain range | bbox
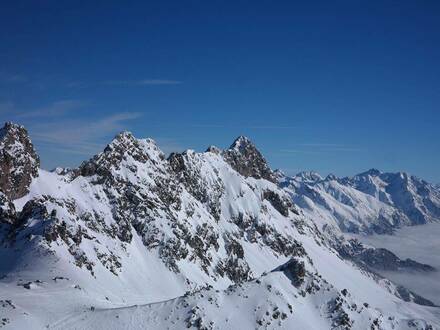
[278,169,440,235]
[0,122,439,329]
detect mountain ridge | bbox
[280,168,440,235]
[1,122,439,329]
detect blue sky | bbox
[1,1,439,182]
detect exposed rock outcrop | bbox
[0,123,39,200]
[277,258,306,287]
[337,238,436,272]
[222,136,276,183]
[0,192,16,224]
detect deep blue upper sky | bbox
[1,1,439,182]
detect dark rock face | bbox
[216,235,252,283]
[396,286,436,307]
[0,192,16,224]
[357,248,435,272]
[337,239,435,272]
[0,123,40,200]
[223,136,276,183]
[278,258,306,287]
[263,190,298,216]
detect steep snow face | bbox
[281,169,440,234]
[0,122,40,200]
[1,126,439,329]
[50,256,440,330]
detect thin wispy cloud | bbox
[68,79,182,88]
[154,137,187,156]
[66,81,88,88]
[16,100,86,118]
[149,123,296,130]
[30,112,142,155]
[0,73,29,83]
[279,143,362,155]
[0,102,15,115]
[326,147,362,152]
[1,97,180,163]
[296,143,346,147]
[245,125,296,129]
[103,79,182,86]
[279,149,326,155]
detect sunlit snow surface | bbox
[352,223,440,305]
[2,131,440,329]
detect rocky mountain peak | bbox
[104,130,137,150]
[223,136,276,183]
[229,135,254,152]
[325,173,337,181]
[0,122,40,200]
[0,122,27,139]
[80,131,163,177]
[359,168,382,177]
[273,169,286,181]
[294,171,323,184]
[205,145,222,154]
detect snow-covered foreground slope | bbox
[279,169,440,235]
[0,123,439,329]
[50,247,440,330]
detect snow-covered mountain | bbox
[279,169,440,235]
[1,123,439,329]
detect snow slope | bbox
[0,123,439,329]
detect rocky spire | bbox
[0,122,40,200]
[222,136,276,183]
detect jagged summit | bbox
[205,145,221,154]
[0,122,21,138]
[80,131,164,177]
[0,122,28,140]
[294,171,323,183]
[223,135,276,183]
[104,131,159,152]
[172,135,277,183]
[113,130,136,142]
[100,130,137,155]
[228,135,254,152]
[0,122,40,200]
[281,167,440,234]
[358,168,382,177]
[325,173,337,181]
